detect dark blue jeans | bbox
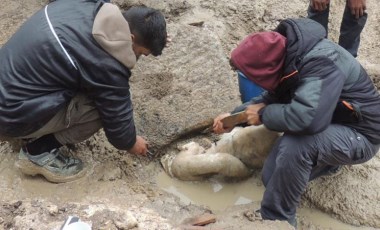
[260,124,379,225]
[307,1,367,57]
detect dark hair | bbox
[122,6,167,56]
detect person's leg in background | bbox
[260,124,378,227]
[307,2,330,37]
[15,94,102,183]
[338,1,367,57]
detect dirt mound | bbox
[0,0,379,229]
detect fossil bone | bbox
[161,125,281,181]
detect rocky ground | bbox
[0,0,379,229]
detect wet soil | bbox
[1,0,380,229]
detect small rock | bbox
[58,207,67,213]
[47,205,59,216]
[13,201,22,209]
[114,212,138,230]
[244,210,262,222]
[188,21,204,27]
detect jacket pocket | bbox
[332,100,363,124]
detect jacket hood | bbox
[92,3,136,69]
[274,18,326,76]
[231,31,287,92]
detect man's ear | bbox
[131,34,135,42]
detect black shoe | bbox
[323,166,343,178]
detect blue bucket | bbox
[237,71,265,103]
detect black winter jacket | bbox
[0,0,137,149]
[234,18,380,144]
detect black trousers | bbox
[260,124,379,225]
[307,1,367,57]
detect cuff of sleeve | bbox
[109,135,136,150]
[258,107,265,123]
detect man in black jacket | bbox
[213,18,380,226]
[0,0,167,183]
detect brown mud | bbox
[0,0,379,229]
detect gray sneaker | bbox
[15,147,86,183]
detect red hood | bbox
[231,31,286,92]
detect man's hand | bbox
[213,112,234,134]
[310,0,330,11]
[128,135,148,156]
[348,0,366,19]
[165,34,172,48]
[245,103,266,126]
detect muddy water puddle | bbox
[157,171,373,230]
[0,155,127,203]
